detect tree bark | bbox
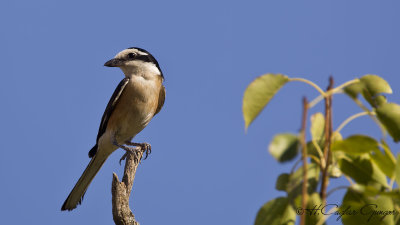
[112,148,143,225]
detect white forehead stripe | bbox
[115,49,148,58]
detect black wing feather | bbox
[88,77,130,158]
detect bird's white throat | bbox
[120,61,161,80]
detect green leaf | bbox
[294,193,326,225]
[344,82,364,99]
[243,74,289,129]
[310,113,325,142]
[332,131,343,141]
[307,141,321,160]
[269,133,299,162]
[307,141,320,159]
[353,184,400,199]
[362,90,388,108]
[370,144,395,178]
[341,187,394,225]
[339,156,388,188]
[328,162,342,178]
[329,133,344,178]
[255,197,296,225]
[306,193,326,225]
[362,90,378,108]
[395,211,400,225]
[375,95,387,107]
[344,75,392,108]
[371,151,395,178]
[332,135,379,155]
[395,155,400,187]
[381,190,400,199]
[276,173,290,191]
[351,183,381,196]
[287,163,320,199]
[360,74,392,96]
[395,215,400,225]
[376,103,400,142]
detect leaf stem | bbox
[389,178,395,190]
[335,111,371,133]
[309,94,327,109]
[326,185,348,197]
[352,98,387,137]
[331,79,360,93]
[290,78,326,96]
[308,79,360,108]
[344,175,354,185]
[290,158,302,174]
[312,140,324,163]
[309,155,321,167]
[316,206,338,225]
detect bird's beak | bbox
[104,58,124,67]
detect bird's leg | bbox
[113,139,141,165]
[125,141,152,159]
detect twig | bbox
[335,111,371,133]
[308,79,359,108]
[316,205,338,225]
[326,185,348,197]
[290,158,302,174]
[352,98,387,137]
[320,77,334,205]
[344,175,354,186]
[290,78,326,96]
[300,97,309,225]
[112,147,144,225]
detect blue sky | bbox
[1,1,400,224]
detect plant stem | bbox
[308,79,359,108]
[308,94,329,109]
[335,111,371,133]
[389,178,395,190]
[290,158,302,174]
[344,175,354,185]
[316,206,338,225]
[312,140,324,163]
[290,78,326,96]
[352,98,387,137]
[300,97,309,225]
[330,79,360,93]
[326,185,348,197]
[320,77,334,205]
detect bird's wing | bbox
[97,77,130,142]
[154,84,165,116]
[88,77,130,158]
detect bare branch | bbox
[112,148,144,225]
[300,97,309,225]
[320,77,334,204]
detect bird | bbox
[61,47,165,211]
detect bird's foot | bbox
[125,142,152,160]
[118,145,141,165]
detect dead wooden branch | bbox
[112,147,144,225]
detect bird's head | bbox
[104,47,163,79]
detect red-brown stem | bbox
[320,77,334,205]
[300,97,309,225]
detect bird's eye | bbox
[127,53,136,59]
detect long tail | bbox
[61,148,108,211]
